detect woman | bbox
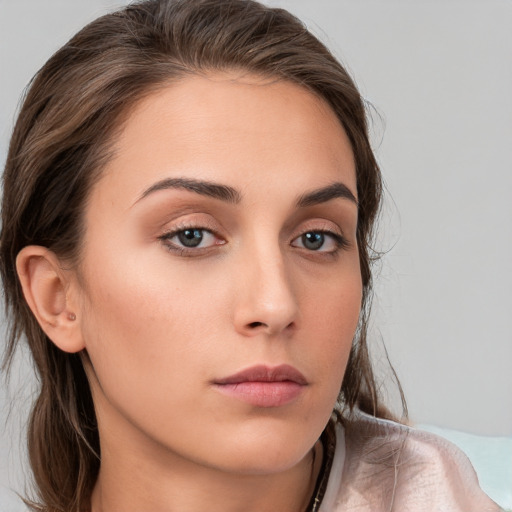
[0,0,502,511]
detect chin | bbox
[193,418,322,475]
[216,446,311,476]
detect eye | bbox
[291,230,346,252]
[160,227,224,253]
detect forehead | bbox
[93,72,356,209]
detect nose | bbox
[233,245,300,338]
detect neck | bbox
[91,436,323,512]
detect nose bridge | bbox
[234,237,299,336]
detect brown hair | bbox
[0,1,404,510]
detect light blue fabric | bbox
[418,424,512,511]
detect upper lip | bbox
[214,364,308,385]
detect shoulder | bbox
[320,411,503,512]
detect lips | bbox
[213,364,308,407]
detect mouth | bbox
[212,364,308,407]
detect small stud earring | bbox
[68,312,76,321]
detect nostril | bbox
[249,321,264,329]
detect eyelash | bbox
[159,226,349,257]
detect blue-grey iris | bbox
[178,229,203,247]
[302,232,324,250]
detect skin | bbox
[18,73,362,512]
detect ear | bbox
[16,246,85,353]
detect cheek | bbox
[78,262,231,463]
[77,241,244,407]
[78,253,206,403]
[312,267,362,381]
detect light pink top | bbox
[319,411,504,511]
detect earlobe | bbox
[16,246,85,353]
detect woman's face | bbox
[75,73,361,474]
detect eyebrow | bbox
[296,182,358,208]
[135,177,357,208]
[135,177,242,205]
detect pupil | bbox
[303,232,324,250]
[178,229,203,247]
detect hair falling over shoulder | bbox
[0,1,406,510]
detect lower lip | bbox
[213,381,305,407]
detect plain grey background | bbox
[1,0,511,508]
